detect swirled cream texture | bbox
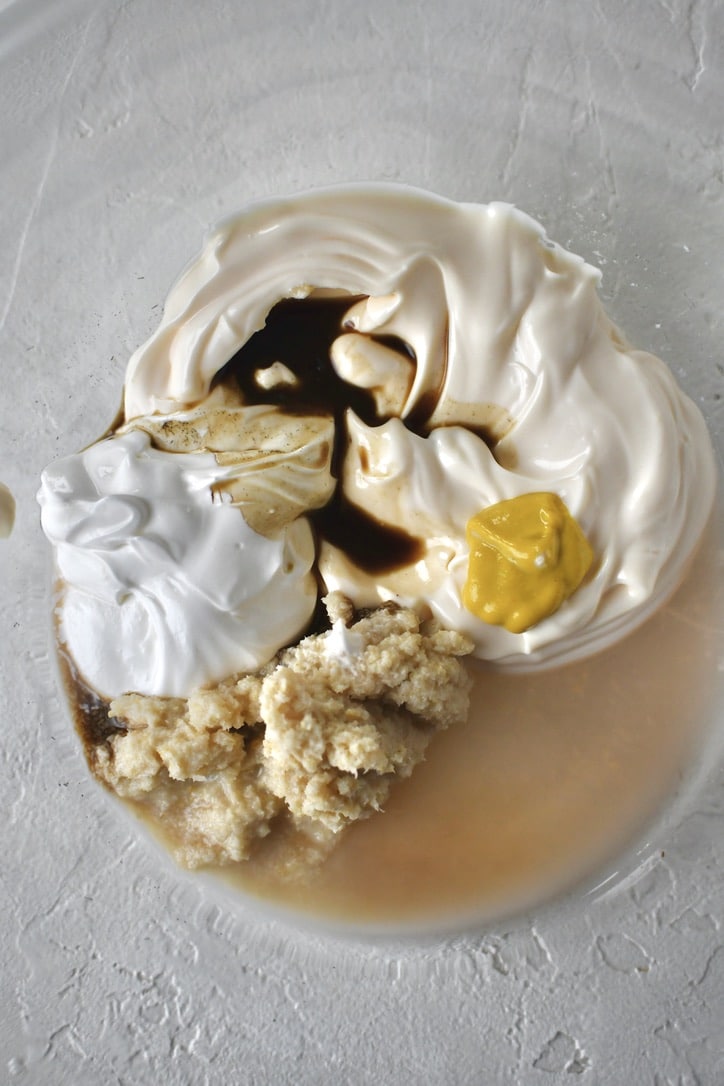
[40,185,716,695]
[39,429,317,697]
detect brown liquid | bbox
[212,295,425,575]
[213,296,378,438]
[311,491,423,574]
[57,647,124,767]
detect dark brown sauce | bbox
[57,646,123,761]
[403,314,449,436]
[311,491,423,573]
[404,387,441,436]
[465,422,500,449]
[370,331,417,362]
[212,295,424,574]
[213,296,377,435]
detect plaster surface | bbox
[1,1,723,1083]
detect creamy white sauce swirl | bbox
[40,184,716,694]
[38,430,316,697]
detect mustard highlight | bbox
[463,492,594,634]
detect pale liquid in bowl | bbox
[212,515,723,926]
[64,514,722,928]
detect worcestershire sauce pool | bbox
[212,295,424,575]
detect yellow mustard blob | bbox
[463,492,594,634]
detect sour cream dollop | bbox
[38,430,317,698]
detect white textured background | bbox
[2,1,723,1082]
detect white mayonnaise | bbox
[38,430,317,697]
